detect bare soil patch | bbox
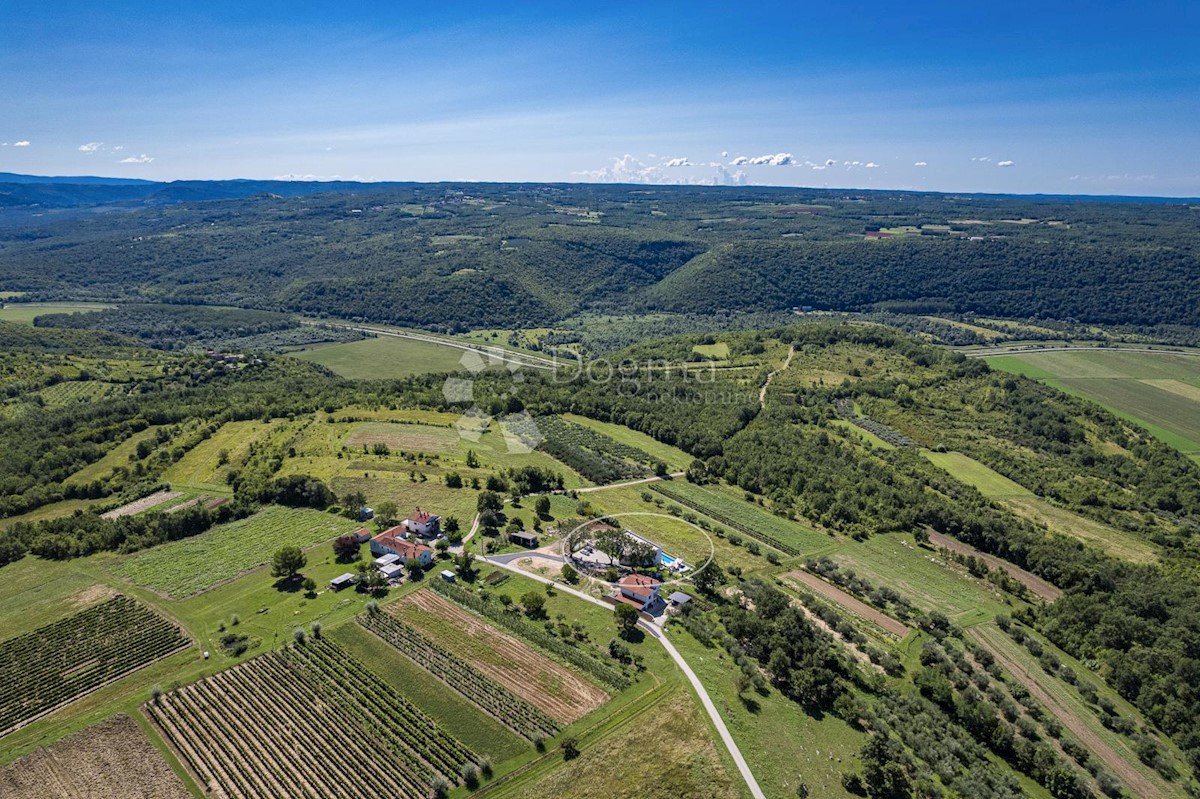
[970,625,1162,799]
[787,570,910,638]
[928,531,1062,601]
[101,490,182,520]
[0,714,192,799]
[67,583,117,609]
[395,590,608,723]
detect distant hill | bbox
[0,182,1196,331]
[0,172,159,186]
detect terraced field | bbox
[115,506,359,598]
[147,638,478,799]
[0,596,188,736]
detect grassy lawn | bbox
[563,414,694,471]
[0,498,99,531]
[113,506,360,598]
[668,625,863,798]
[292,334,481,379]
[65,426,162,486]
[830,419,895,450]
[584,485,765,573]
[693,341,731,359]
[921,450,1034,497]
[329,621,528,762]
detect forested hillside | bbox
[1,182,1197,330]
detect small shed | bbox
[668,591,692,607]
[379,563,405,581]
[440,569,457,583]
[509,531,539,548]
[330,573,356,591]
[374,553,401,568]
[359,506,375,521]
[352,527,372,543]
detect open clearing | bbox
[988,350,1200,455]
[494,688,742,799]
[0,714,192,799]
[927,531,1061,601]
[292,334,479,379]
[393,590,609,724]
[345,420,462,453]
[1001,495,1158,564]
[115,505,359,598]
[921,451,1032,496]
[0,302,113,325]
[970,623,1169,799]
[787,570,910,638]
[162,419,278,488]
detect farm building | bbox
[617,574,662,610]
[359,507,374,522]
[374,552,401,568]
[330,573,356,591]
[668,591,692,607]
[370,529,434,567]
[401,508,440,537]
[352,528,372,543]
[440,570,456,582]
[509,531,539,548]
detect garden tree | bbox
[691,559,726,595]
[625,539,658,567]
[654,461,669,477]
[456,551,478,580]
[434,538,450,557]
[478,509,503,535]
[535,495,551,518]
[595,527,626,566]
[363,568,388,593]
[521,591,546,617]
[860,734,913,799]
[561,737,580,761]
[686,458,709,483]
[374,500,399,528]
[477,491,504,514]
[614,603,640,638]
[445,472,463,488]
[465,449,480,468]
[271,546,306,580]
[341,490,367,519]
[404,557,425,579]
[505,517,523,536]
[332,535,360,562]
[302,577,317,595]
[560,563,578,584]
[443,516,461,536]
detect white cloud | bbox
[13,140,30,147]
[825,159,838,167]
[112,145,124,151]
[576,154,745,186]
[663,157,693,167]
[273,173,348,181]
[865,162,880,168]
[78,142,104,152]
[118,154,154,164]
[730,152,794,166]
[971,156,992,162]
[720,151,728,158]
[914,161,928,167]
[997,160,1015,167]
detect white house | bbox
[617,574,661,609]
[401,508,441,538]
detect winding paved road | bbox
[482,556,767,799]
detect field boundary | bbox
[785,570,910,638]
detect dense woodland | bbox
[1,181,1197,332]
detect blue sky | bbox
[2,1,1197,195]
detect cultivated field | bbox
[927,531,1061,601]
[988,349,1200,456]
[359,608,559,740]
[147,638,478,799]
[292,334,475,379]
[100,489,183,519]
[0,302,113,324]
[564,414,694,470]
[786,570,910,638]
[115,505,359,598]
[393,590,609,723]
[162,419,279,489]
[0,596,188,736]
[0,714,192,799]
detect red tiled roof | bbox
[618,573,660,600]
[408,510,438,523]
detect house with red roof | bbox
[401,507,441,538]
[617,573,662,610]
[369,527,434,567]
